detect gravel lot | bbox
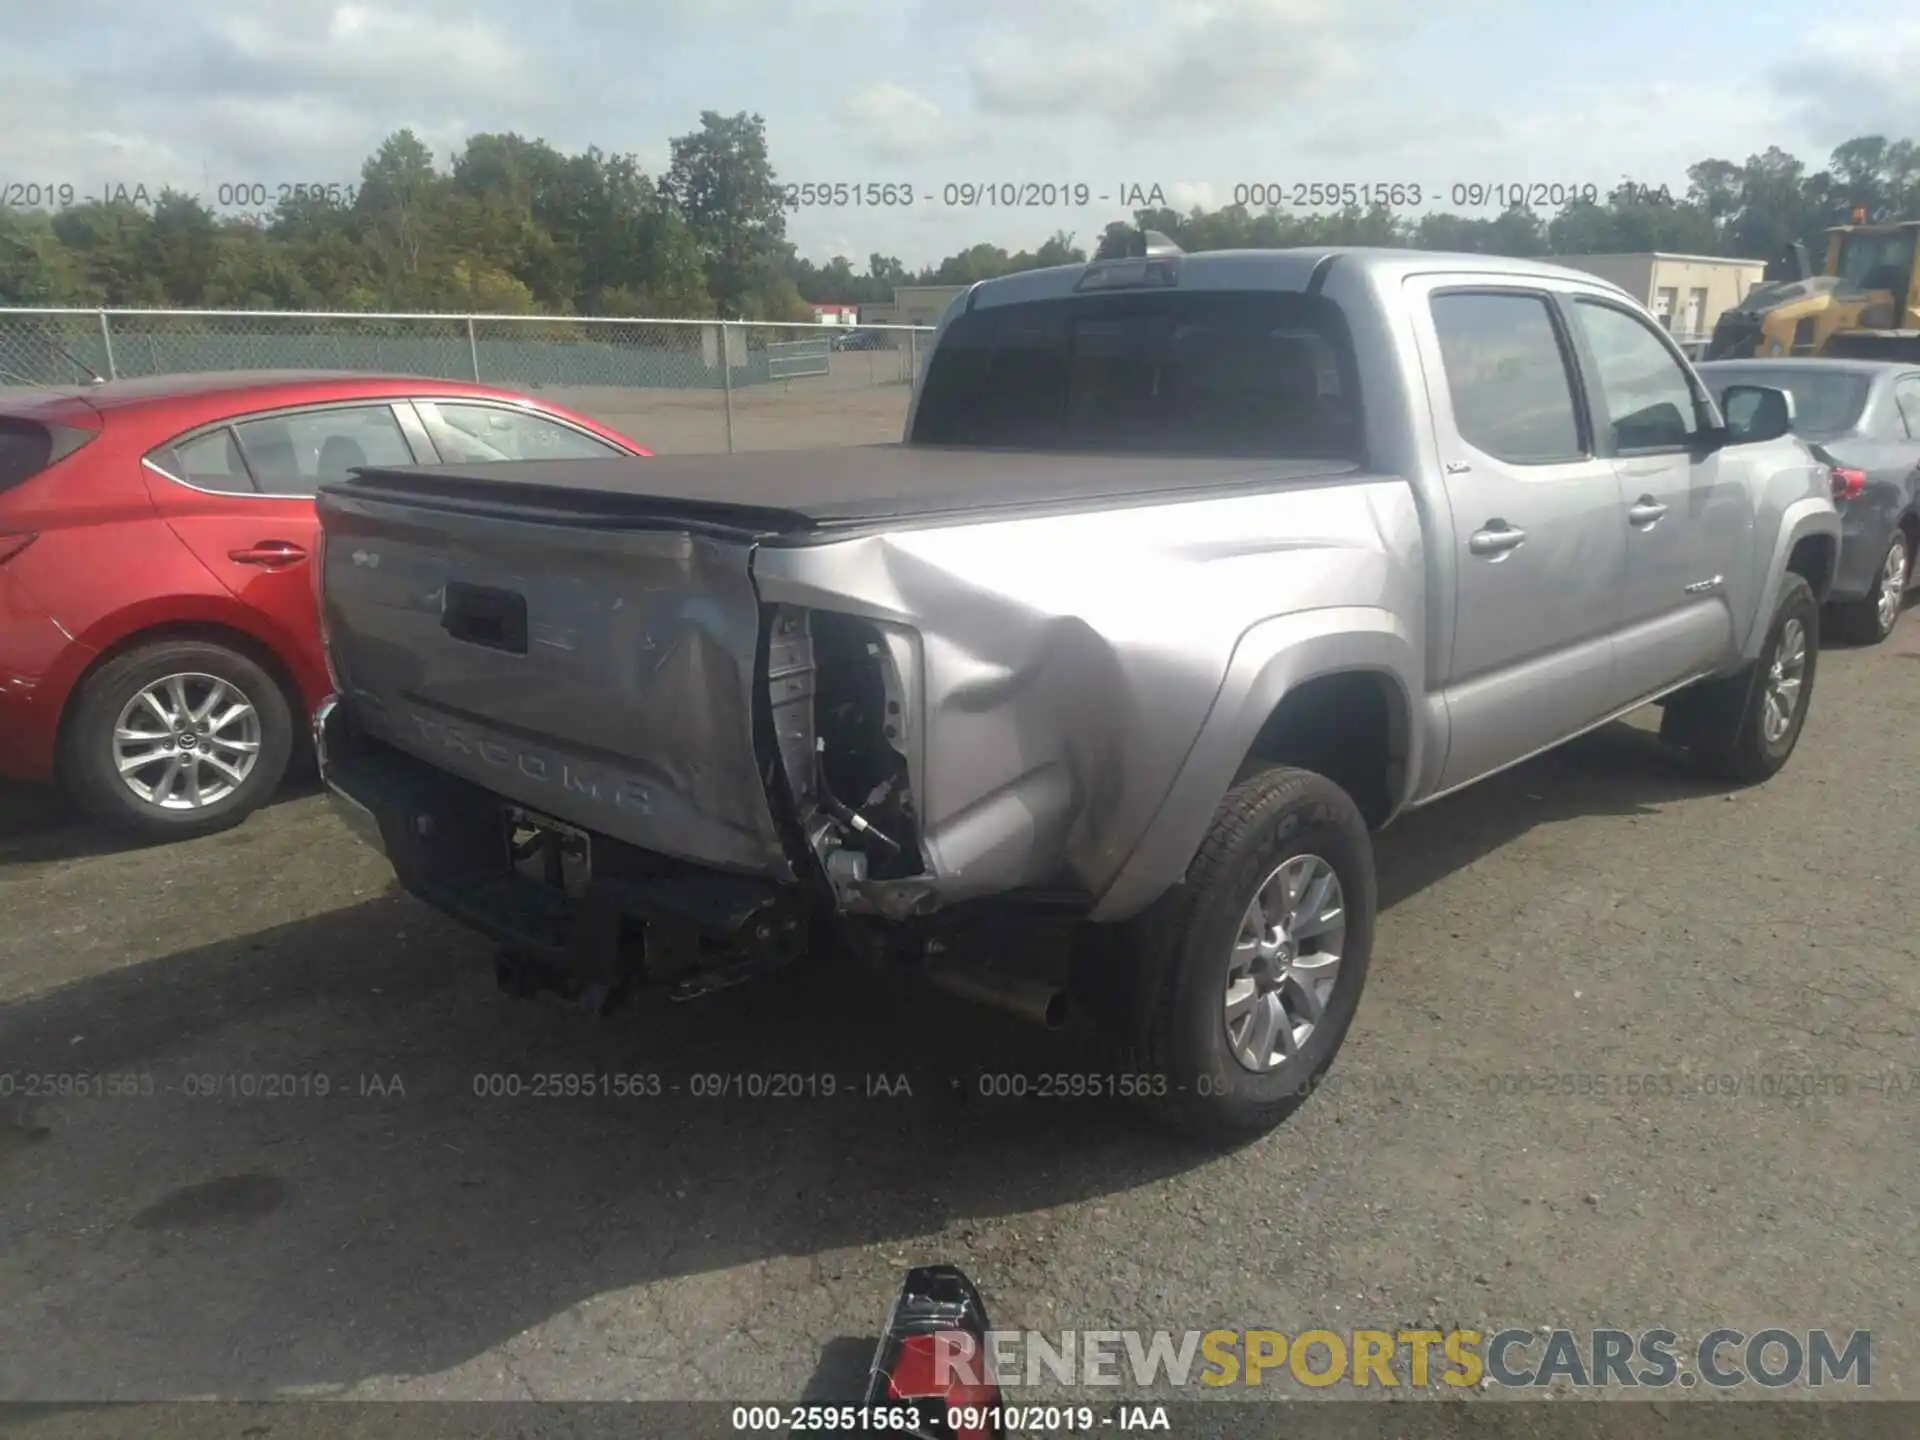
[2,616,1917,1412]
[513,353,919,455]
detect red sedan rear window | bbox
[0,418,97,494]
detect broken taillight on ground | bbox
[863,1265,1005,1440]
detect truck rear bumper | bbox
[317,697,386,854]
[313,695,814,996]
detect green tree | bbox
[141,190,222,305]
[1727,146,1824,272]
[0,208,86,303]
[661,111,788,317]
[12,122,1920,320]
[567,150,710,316]
[921,242,1020,284]
[1545,183,1718,255]
[1828,136,1890,220]
[201,230,320,309]
[50,201,167,305]
[1026,230,1084,268]
[1883,139,1920,218]
[1411,209,1548,255]
[452,134,588,306]
[353,129,450,303]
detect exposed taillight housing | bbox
[0,532,37,565]
[1830,467,1866,501]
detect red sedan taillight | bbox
[0,532,37,565]
[1830,466,1866,501]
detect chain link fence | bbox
[0,309,936,454]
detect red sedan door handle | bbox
[229,540,308,567]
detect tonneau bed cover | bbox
[327,445,1358,535]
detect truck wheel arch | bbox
[1087,608,1421,924]
[1788,533,1837,605]
[1235,669,1410,828]
[1743,499,1842,661]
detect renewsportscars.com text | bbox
[929,1327,1871,1390]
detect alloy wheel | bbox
[1761,617,1808,745]
[1876,538,1909,635]
[1223,854,1347,1072]
[111,672,262,810]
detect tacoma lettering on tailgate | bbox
[408,711,655,814]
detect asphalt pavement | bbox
[2,622,1917,1412]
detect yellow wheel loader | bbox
[1705,218,1920,362]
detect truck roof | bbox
[960,246,1636,311]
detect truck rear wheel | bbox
[1096,766,1376,1146]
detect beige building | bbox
[860,284,972,329]
[1551,253,1767,350]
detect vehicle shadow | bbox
[0,776,322,867]
[0,716,1730,1401]
[0,884,1195,1400]
[1820,590,1918,650]
[1372,715,1734,911]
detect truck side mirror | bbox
[1721,384,1795,445]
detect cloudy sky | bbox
[4,0,1920,268]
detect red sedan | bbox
[0,371,648,838]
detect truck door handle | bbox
[228,541,308,566]
[1468,523,1527,556]
[1628,498,1668,526]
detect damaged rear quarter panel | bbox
[751,477,1424,915]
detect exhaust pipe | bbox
[923,956,1070,1029]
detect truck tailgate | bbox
[316,481,794,879]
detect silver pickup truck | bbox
[313,243,1840,1142]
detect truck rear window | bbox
[911,291,1363,458]
[0,417,97,494]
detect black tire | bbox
[1682,573,1819,784]
[1830,532,1911,645]
[1090,766,1376,1146]
[61,638,294,840]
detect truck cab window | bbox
[1429,292,1584,464]
[1571,299,1702,452]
